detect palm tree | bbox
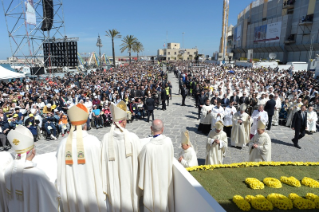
[105,29,121,67]
[120,35,138,64]
[132,41,144,61]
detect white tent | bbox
[0,66,25,80]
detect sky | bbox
[0,0,253,60]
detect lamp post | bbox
[96,34,103,70]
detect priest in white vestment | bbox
[248,120,271,162]
[139,119,175,212]
[250,105,268,139]
[231,104,251,149]
[0,152,13,212]
[205,121,228,165]
[101,101,141,212]
[307,106,318,134]
[224,101,237,138]
[286,98,303,127]
[4,125,59,212]
[198,99,214,134]
[211,101,225,129]
[178,130,198,168]
[272,95,282,126]
[56,104,106,212]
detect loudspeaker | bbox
[41,0,54,31]
[43,41,78,67]
[31,67,45,75]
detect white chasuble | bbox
[4,160,59,212]
[250,110,268,135]
[56,131,106,212]
[224,106,237,127]
[101,128,141,212]
[200,105,214,125]
[231,112,251,147]
[138,135,175,212]
[307,111,318,132]
[0,152,13,212]
[205,130,228,165]
[248,132,271,162]
[178,147,198,168]
[211,106,225,129]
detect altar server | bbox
[248,120,271,162]
[56,104,106,212]
[307,106,317,134]
[205,121,228,165]
[4,125,59,212]
[224,101,237,137]
[198,99,214,134]
[211,100,225,129]
[178,130,198,168]
[101,101,141,211]
[272,94,282,126]
[0,152,13,212]
[231,104,251,149]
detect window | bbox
[168,57,170,60]
[174,52,177,55]
[168,52,170,55]
[187,52,190,55]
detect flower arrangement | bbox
[301,177,319,188]
[267,193,293,210]
[288,193,315,209]
[245,178,264,190]
[245,195,255,203]
[305,193,319,209]
[250,195,274,211]
[280,176,301,187]
[263,178,282,188]
[186,161,319,172]
[233,195,251,211]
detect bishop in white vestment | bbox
[211,101,225,129]
[231,104,251,148]
[139,119,175,212]
[178,130,198,168]
[250,105,268,138]
[307,106,318,133]
[248,120,271,162]
[101,101,141,212]
[205,121,228,165]
[4,126,59,212]
[0,152,13,212]
[56,104,106,212]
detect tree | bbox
[105,29,121,67]
[120,35,138,64]
[132,41,144,61]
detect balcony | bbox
[282,0,295,9]
[285,35,296,44]
[299,14,313,26]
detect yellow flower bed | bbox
[263,178,282,188]
[233,195,251,211]
[306,193,319,209]
[250,195,274,211]
[301,177,319,188]
[186,161,319,172]
[245,178,265,190]
[288,193,316,209]
[280,176,301,187]
[267,193,293,210]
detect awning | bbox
[0,66,25,80]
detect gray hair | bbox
[152,119,164,132]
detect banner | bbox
[233,25,242,47]
[254,24,267,43]
[254,21,281,43]
[25,0,36,25]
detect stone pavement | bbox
[9,72,319,164]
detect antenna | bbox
[269,53,277,60]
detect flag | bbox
[163,43,165,47]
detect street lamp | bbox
[96,34,103,70]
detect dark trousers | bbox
[182,95,186,106]
[224,126,232,138]
[162,100,166,110]
[198,107,202,119]
[293,125,306,144]
[167,98,169,106]
[267,115,273,130]
[147,110,154,122]
[0,134,6,147]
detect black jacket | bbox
[291,111,307,130]
[239,96,250,105]
[264,99,276,116]
[197,95,208,106]
[145,97,155,110]
[181,87,187,97]
[230,96,239,104]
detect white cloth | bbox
[248,132,271,162]
[4,159,59,212]
[272,98,282,125]
[101,128,141,212]
[286,102,303,127]
[138,135,175,212]
[84,101,93,111]
[200,105,214,125]
[205,130,228,165]
[178,147,198,168]
[0,152,13,212]
[307,111,318,132]
[231,112,251,147]
[258,98,267,106]
[250,110,268,135]
[224,106,237,127]
[56,131,106,212]
[211,106,225,129]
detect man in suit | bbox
[291,105,307,149]
[239,92,250,105]
[181,84,187,106]
[222,94,230,107]
[264,94,276,130]
[161,87,167,111]
[210,92,221,105]
[145,93,155,122]
[230,92,240,106]
[197,91,208,120]
[179,77,183,94]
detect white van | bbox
[286,62,308,72]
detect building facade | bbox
[232,0,319,63]
[157,43,198,61]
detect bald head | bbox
[151,119,164,134]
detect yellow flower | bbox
[301,177,319,188]
[305,193,319,209]
[233,195,251,211]
[263,178,282,188]
[250,195,274,211]
[289,193,316,209]
[245,178,265,190]
[280,176,301,187]
[267,193,293,210]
